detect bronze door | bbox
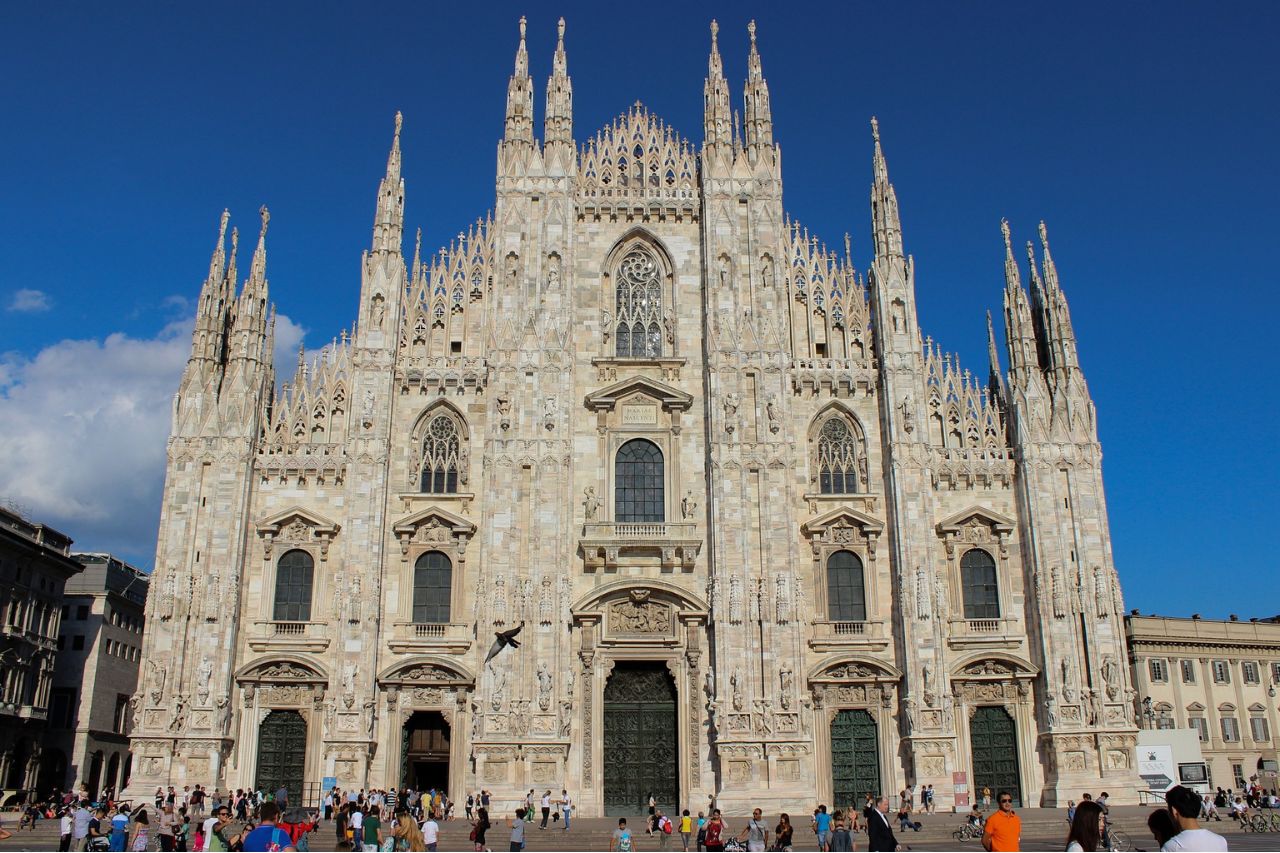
[831,709,881,810]
[603,662,678,816]
[970,705,1022,806]
[255,710,307,805]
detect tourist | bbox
[647,792,658,835]
[506,809,526,852]
[471,806,490,852]
[774,813,793,852]
[361,803,383,852]
[241,803,297,852]
[1147,809,1177,849]
[656,809,674,850]
[926,784,936,814]
[87,807,108,849]
[275,786,289,811]
[1065,800,1104,851]
[1066,800,1076,824]
[982,786,993,808]
[129,809,150,853]
[1161,786,1227,851]
[1202,793,1221,821]
[190,786,206,821]
[201,806,232,852]
[73,801,94,851]
[829,813,853,852]
[696,811,707,851]
[59,807,74,851]
[982,792,1020,852]
[703,810,726,853]
[539,789,551,829]
[421,809,440,851]
[560,789,572,831]
[611,817,634,852]
[466,793,474,821]
[157,804,178,852]
[392,812,425,851]
[176,807,191,852]
[740,808,769,852]
[812,804,831,852]
[109,806,130,852]
[866,796,899,852]
[679,809,694,851]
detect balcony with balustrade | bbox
[808,619,891,653]
[247,620,331,653]
[387,622,472,655]
[579,521,701,572]
[946,616,1023,650]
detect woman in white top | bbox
[1064,800,1105,851]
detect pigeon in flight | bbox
[485,623,524,664]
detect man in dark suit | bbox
[866,795,901,852]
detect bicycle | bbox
[951,822,981,841]
[1104,827,1130,850]
[1244,813,1269,832]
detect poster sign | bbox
[1138,745,1176,792]
[322,776,337,793]
[953,771,970,807]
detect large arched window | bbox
[817,416,860,494]
[413,551,452,624]
[272,549,314,622]
[420,414,460,494]
[826,550,867,622]
[615,439,664,523]
[960,548,999,619]
[615,247,663,358]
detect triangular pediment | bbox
[256,505,340,537]
[584,375,693,412]
[801,507,885,537]
[936,505,1016,536]
[391,506,476,538]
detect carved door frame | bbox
[807,657,902,808]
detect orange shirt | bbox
[982,809,1021,852]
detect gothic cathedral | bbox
[126,18,1142,812]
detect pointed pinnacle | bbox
[394,110,403,139]
[1000,218,1012,254]
[557,16,565,47]
[258,205,270,240]
[748,19,757,46]
[519,15,526,41]
[218,209,230,242]
[870,116,880,143]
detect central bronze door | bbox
[255,710,307,805]
[603,662,678,816]
[970,705,1022,806]
[831,709,881,811]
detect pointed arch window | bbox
[960,548,999,619]
[614,247,663,358]
[273,549,314,622]
[817,415,861,494]
[420,414,460,494]
[413,551,452,624]
[615,438,664,523]
[826,550,867,622]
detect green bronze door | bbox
[603,662,678,816]
[831,709,881,810]
[970,706,1022,806]
[255,710,307,806]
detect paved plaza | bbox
[0,806,1273,852]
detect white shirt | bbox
[1162,828,1228,851]
[202,817,219,839]
[61,815,73,835]
[562,795,572,810]
[351,811,364,830]
[421,819,439,844]
[541,794,551,809]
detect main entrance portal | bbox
[831,709,881,808]
[970,705,1022,806]
[603,662,677,816]
[402,711,450,792]
[255,710,306,805]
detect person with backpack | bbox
[470,806,489,852]
[655,810,674,850]
[610,818,634,852]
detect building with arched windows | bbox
[125,18,1142,812]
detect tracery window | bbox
[826,550,867,622]
[817,416,861,494]
[272,549,314,622]
[960,548,999,619]
[412,551,452,624]
[614,247,663,358]
[420,414,460,494]
[615,438,664,523]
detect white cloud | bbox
[8,288,52,313]
[0,313,306,567]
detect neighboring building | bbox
[126,18,1142,811]
[45,553,148,799]
[1127,614,1280,792]
[0,505,82,797]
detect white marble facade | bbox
[124,18,1141,812]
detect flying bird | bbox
[485,623,524,664]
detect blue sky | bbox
[1,1,1276,618]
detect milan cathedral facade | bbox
[126,18,1142,812]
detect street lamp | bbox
[1142,696,1155,729]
